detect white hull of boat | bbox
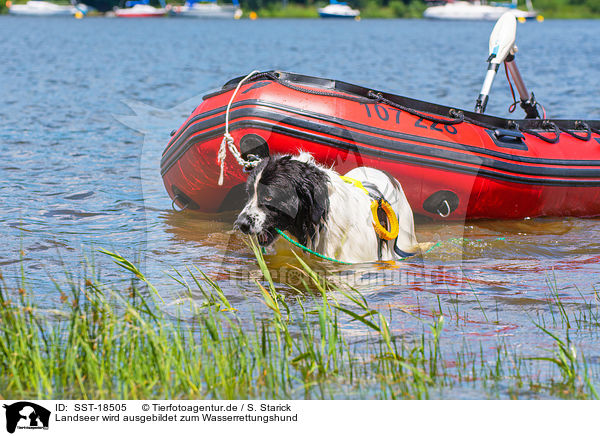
[174,3,242,18]
[424,1,537,20]
[317,3,360,18]
[9,1,80,16]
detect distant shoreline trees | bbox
[1,0,600,17]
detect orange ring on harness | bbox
[371,199,399,241]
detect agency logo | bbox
[2,402,50,434]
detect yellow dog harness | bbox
[339,175,399,241]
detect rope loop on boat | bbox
[521,121,561,144]
[258,72,467,129]
[559,121,592,141]
[367,91,465,126]
[220,71,600,169]
[260,71,370,103]
[265,71,463,127]
[217,70,262,186]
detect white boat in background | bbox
[423,0,541,21]
[8,0,87,16]
[173,0,242,18]
[113,0,166,16]
[317,0,360,18]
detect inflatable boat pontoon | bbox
[161,70,600,220]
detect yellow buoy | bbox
[517,16,526,23]
[370,200,399,241]
[249,11,257,20]
[75,11,84,18]
[536,15,544,22]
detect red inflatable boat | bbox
[161,71,600,220]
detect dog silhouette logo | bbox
[2,402,50,434]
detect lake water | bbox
[1,16,599,398]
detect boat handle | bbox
[172,195,189,212]
[494,128,525,141]
[437,200,451,218]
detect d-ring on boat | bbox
[161,14,600,221]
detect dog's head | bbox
[234,154,330,246]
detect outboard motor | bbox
[474,12,541,119]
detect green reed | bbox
[0,242,598,400]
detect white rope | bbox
[217,70,262,186]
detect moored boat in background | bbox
[424,0,541,21]
[317,0,360,18]
[114,0,167,17]
[8,0,88,16]
[173,0,242,19]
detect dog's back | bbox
[343,167,418,258]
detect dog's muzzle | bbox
[234,212,276,246]
[234,213,254,234]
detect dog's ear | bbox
[275,192,299,219]
[296,174,328,225]
[309,180,328,224]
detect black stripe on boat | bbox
[160,106,600,186]
[163,100,600,168]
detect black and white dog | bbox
[234,153,420,263]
